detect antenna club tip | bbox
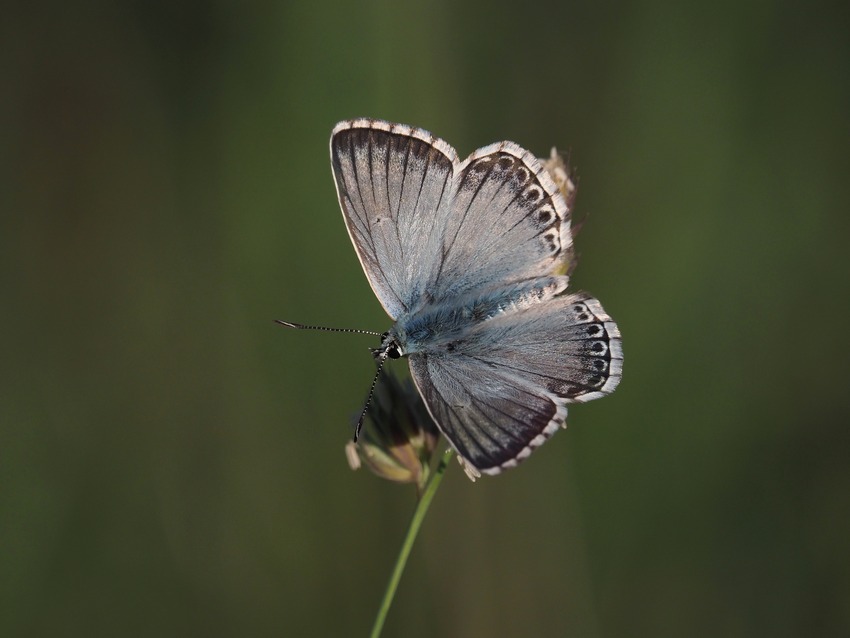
[274,320,300,328]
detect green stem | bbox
[369,447,455,638]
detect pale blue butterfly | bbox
[287,119,622,478]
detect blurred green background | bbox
[3,1,849,636]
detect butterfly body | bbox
[387,275,569,357]
[331,119,622,476]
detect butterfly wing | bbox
[423,142,574,304]
[408,293,622,475]
[331,119,459,319]
[332,120,575,318]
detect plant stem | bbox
[369,447,454,638]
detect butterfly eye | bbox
[386,344,401,359]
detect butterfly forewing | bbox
[331,120,457,319]
[332,121,575,316]
[424,143,574,304]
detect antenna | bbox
[275,318,390,441]
[353,355,387,441]
[274,320,382,337]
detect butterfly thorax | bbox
[386,275,570,357]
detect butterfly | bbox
[298,119,621,478]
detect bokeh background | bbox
[3,1,849,636]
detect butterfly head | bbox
[372,330,404,361]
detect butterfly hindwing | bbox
[409,352,565,475]
[408,293,622,474]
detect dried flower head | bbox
[540,148,579,276]
[345,371,440,493]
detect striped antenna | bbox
[353,354,387,441]
[276,318,390,441]
[274,320,382,337]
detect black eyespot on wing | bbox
[471,156,493,172]
[586,324,603,337]
[524,186,542,203]
[590,341,607,354]
[542,231,559,254]
[536,206,554,225]
[512,166,530,185]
